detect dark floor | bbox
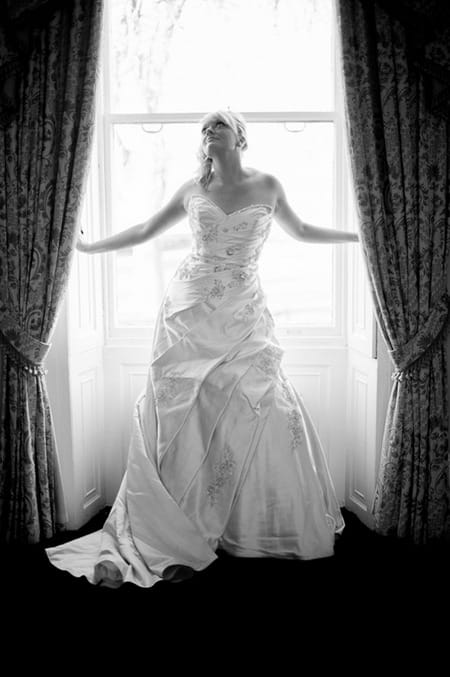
[1,508,449,655]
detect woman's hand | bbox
[76,230,93,253]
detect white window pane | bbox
[109,122,335,328]
[109,0,334,113]
[248,123,335,326]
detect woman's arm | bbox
[76,181,192,254]
[270,176,359,244]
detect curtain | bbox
[0,0,103,543]
[337,0,450,542]
[375,0,450,119]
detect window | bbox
[97,0,349,340]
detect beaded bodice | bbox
[186,194,273,272]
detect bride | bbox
[46,110,358,587]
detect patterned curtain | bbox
[0,0,103,543]
[376,0,450,119]
[337,0,450,542]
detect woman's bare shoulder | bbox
[246,169,284,203]
[169,178,199,212]
[262,171,284,193]
[246,168,280,187]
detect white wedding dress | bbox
[46,194,345,588]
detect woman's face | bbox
[201,117,239,155]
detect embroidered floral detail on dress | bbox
[226,245,242,256]
[287,409,304,449]
[234,291,260,321]
[227,268,250,288]
[177,259,203,280]
[279,378,304,450]
[213,263,230,272]
[154,374,191,405]
[254,344,284,378]
[204,278,226,303]
[232,220,249,231]
[207,446,236,506]
[280,378,295,405]
[200,224,219,242]
[235,301,258,321]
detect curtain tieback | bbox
[0,303,50,376]
[390,290,450,382]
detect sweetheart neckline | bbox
[188,193,274,217]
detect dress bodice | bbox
[169,194,273,314]
[187,194,273,270]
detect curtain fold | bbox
[375,0,450,119]
[0,0,103,543]
[337,0,450,543]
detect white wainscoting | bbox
[346,354,378,521]
[47,302,106,530]
[102,346,150,503]
[344,230,388,528]
[73,360,104,512]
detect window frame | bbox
[93,0,351,349]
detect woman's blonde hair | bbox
[195,109,248,190]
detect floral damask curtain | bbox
[376,0,450,119]
[0,0,103,543]
[337,0,450,542]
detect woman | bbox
[47,110,358,587]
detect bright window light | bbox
[104,0,340,332]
